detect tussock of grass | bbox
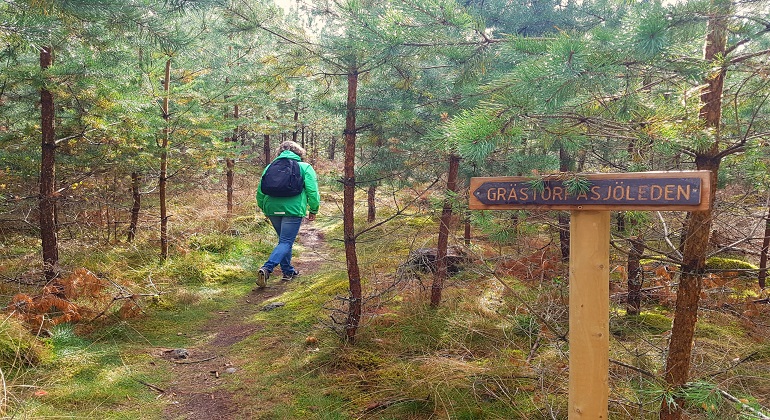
[0,317,52,367]
[611,312,672,338]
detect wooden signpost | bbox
[469,171,711,419]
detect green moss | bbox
[202,264,246,283]
[0,317,52,367]
[188,233,238,253]
[695,320,742,340]
[163,256,207,285]
[404,215,435,229]
[611,312,672,338]
[335,348,386,370]
[705,257,758,277]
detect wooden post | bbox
[468,171,711,415]
[568,210,610,419]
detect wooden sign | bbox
[469,171,711,211]
[468,170,713,419]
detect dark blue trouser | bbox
[263,216,303,274]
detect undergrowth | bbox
[0,186,768,419]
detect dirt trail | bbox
[160,224,327,419]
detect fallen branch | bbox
[717,388,770,420]
[609,359,658,380]
[174,356,217,365]
[138,380,165,394]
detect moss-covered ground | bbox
[1,185,769,419]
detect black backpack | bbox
[260,158,305,197]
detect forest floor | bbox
[3,183,770,419]
[162,223,328,419]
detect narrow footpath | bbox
[161,224,327,419]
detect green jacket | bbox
[256,150,320,217]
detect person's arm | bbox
[256,166,269,212]
[303,164,321,215]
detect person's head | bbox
[279,141,306,159]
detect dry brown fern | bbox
[5,268,144,330]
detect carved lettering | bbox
[625,186,635,201]
[471,175,705,209]
[612,186,624,201]
[638,185,649,200]
[664,185,675,200]
[650,185,663,200]
[552,186,565,201]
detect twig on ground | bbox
[138,380,165,393]
[174,356,217,365]
[717,388,770,420]
[609,358,658,380]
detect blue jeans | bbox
[263,216,303,274]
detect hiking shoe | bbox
[281,270,299,282]
[257,267,269,288]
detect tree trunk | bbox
[39,46,60,284]
[328,136,337,160]
[226,158,234,215]
[431,154,460,308]
[626,236,645,315]
[292,110,299,143]
[464,212,471,245]
[661,166,718,418]
[661,2,727,416]
[758,198,769,289]
[310,129,318,163]
[226,104,239,216]
[367,185,376,223]
[263,132,271,165]
[159,58,171,261]
[343,69,362,344]
[127,172,141,242]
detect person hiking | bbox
[256,141,320,288]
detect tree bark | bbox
[367,185,376,222]
[758,199,769,289]
[159,58,171,261]
[226,104,239,216]
[127,172,141,242]
[464,212,471,245]
[661,2,727,416]
[431,153,460,308]
[263,133,271,165]
[39,46,60,284]
[292,109,299,143]
[343,69,362,344]
[626,236,645,315]
[310,129,317,163]
[328,136,337,160]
